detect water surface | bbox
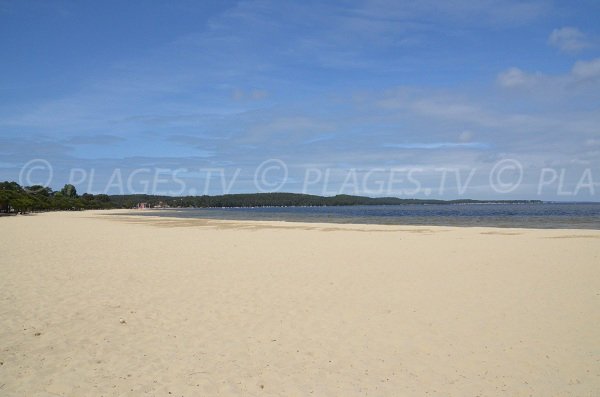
[124,203,600,229]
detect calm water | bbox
[126,203,600,229]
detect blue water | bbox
[126,203,600,229]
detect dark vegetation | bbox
[1,181,541,214]
[0,181,112,213]
[108,193,541,208]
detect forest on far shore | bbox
[1,180,541,214]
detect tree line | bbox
[109,193,540,208]
[1,180,541,214]
[0,181,112,213]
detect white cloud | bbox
[242,116,337,144]
[496,67,541,88]
[232,88,268,101]
[458,131,473,142]
[586,138,600,147]
[384,142,489,150]
[497,57,600,91]
[571,58,600,80]
[548,27,590,53]
[354,0,549,27]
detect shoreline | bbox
[104,208,600,231]
[4,203,600,230]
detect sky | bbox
[1,0,599,200]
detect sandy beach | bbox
[1,210,599,396]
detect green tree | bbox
[60,184,78,198]
[26,185,53,197]
[11,196,34,214]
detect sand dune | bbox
[1,211,599,396]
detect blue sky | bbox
[1,0,599,199]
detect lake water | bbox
[125,203,600,229]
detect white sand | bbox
[1,210,599,396]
